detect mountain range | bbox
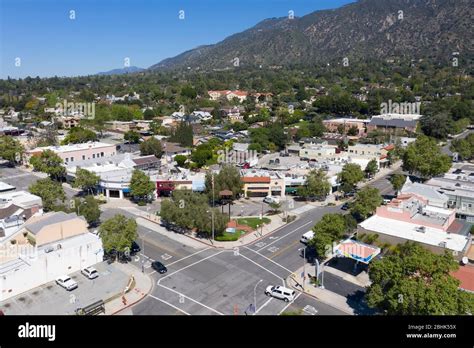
[149,0,472,71]
[96,66,145,75]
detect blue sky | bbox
[0,0,355,78]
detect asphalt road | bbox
[102,167,396,316]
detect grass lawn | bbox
[236,217,271,229]
[215,230,246,241]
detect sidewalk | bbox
[135,212,293,249]
[104,262,153,315]
[323,265,371,288]
[287,265,355,315]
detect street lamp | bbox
[253,279,263,314]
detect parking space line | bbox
[238,253,285,286]
[256,221,312,252]
[156,283,224,315]
[147,294,190,315]
[278,292,301,315]
[243,246,293,273]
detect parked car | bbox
[265,285,295,302]
[151,261,168,274]
[263,196,280,204]
[55,275,78,291]
[130,241,141,255]
[81,267,99,280]
[341,203,350,210]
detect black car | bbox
[341,203,350,210]
[130,241,141,255]
[151,261,167,274]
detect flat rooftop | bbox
[359,215,470,252]
[32,142,115,153]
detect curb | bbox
[110,269,154,315]
[140,214,300,250]
[286,275,354,315]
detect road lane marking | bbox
[158,250,226,283]
[278,292,301,315]
[161,253,173,260]
[156,283,224,315]
[238,253,285,286]
[147,247,212,275]
[165,247,213,267]
[267,246,279,253]
[268,239,300,260]
[256,221,312,252]
[147,294,190,315]
[242,246,293,273]
[254,297,273,315]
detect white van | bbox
[265,285,296,302]
[300,230,314,244]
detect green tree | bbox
[364,159,378,178]
[0,136,24,164]
[159,190,227,238]
[73,168,100,194]
[390,174,406,192]
[75,195,101,226]
[139,137,163,158]
[451,134,474,160]
[268,202,282,214]
[366,242,474,315]
[29,178,65,211]
[308,213,348,260]
[298,169,331,200]
[124,130,140,144]
[169,122,193,147]
[338,163,364,192]
[204,165,243,203]
[99,214,138,254]
[29,150,65,180]
[129,169,155,203]
[174,154,187,167]
[61,127,97,144]
[350,186,383,220]
[402,135,451,178]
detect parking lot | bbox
[0,262,129,315]
[0,166,77,200]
